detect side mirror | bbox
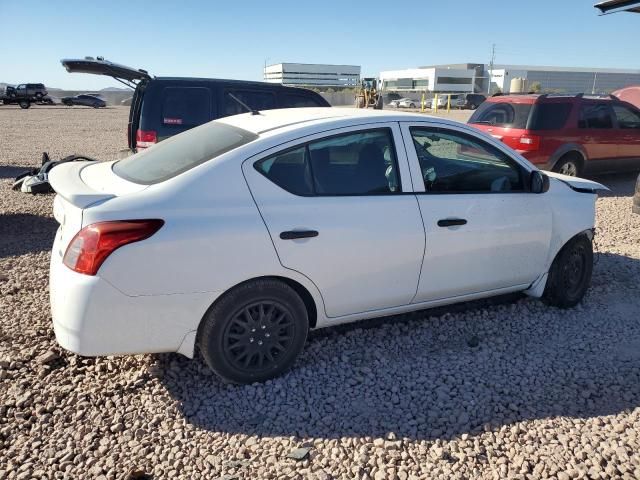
[530,170,550,194]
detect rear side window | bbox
[469,102,532,128]
[162,87,211,127]
[114,122,258,184]
[255,129,400,196]
[613,104,640,129]
[255,146,312,195]
[281,94,324,108]
[529,103,572,130]
[225,90,276,115]
[579,103,613,129]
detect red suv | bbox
[468,93,640,176]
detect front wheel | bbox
[542,234,593,308]
[198,279,309,384]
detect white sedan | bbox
[49,108,605,384]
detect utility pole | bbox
[487,43,496,94]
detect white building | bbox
[489,65,640,94]
[379,67,476,94]
[263,63,360,87]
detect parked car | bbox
[61,57,330,151]
[468,93,640,176]
[459,93,486,110]
[1,83,48,108]
[49,108,605,384]
[62,94,107,108]
[389,98,417,108]
[434,94,462,109]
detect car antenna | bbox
[228,93,261,115]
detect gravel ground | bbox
[1,106,640,480]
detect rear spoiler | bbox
[48,162,115,208]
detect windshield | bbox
[469,101,533,128]
[113,121,258,184]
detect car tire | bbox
[542,234,593,309]
[19,101,30,109]
[410,103,415,108]
[198,278,309,384]
[553,153,583,177]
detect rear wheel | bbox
[553,153,582,177]
[542,234,593,308]
[199,279,309,384]
[19,100,30,109]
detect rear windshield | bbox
[469,101,532,128]
[113,122,258,184]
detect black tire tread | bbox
[199,278,308,384]
[542,233,593,308]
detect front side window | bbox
[613,104,640,129]
[255,129,400,196]
[162,87,211,127]
[579,103,613,129]
[410,127,524,193]
[225,90,276,115]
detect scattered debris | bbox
[125,468,152,480]
[36,350,59,365]
[287,447,311,461]
[12,152,98,194]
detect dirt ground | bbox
[1,105,640,480]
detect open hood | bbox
[545,171,609,193]
[61,57,152,87]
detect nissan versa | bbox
[49,108,606,384]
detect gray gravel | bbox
[1,106,640,480]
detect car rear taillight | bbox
[518,134,541,151]
[135,129,157,149]
[63,220,164,276]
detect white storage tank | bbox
[510,77,528,93]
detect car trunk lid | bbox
[49,161,147,254]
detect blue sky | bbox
[1,0,638,90]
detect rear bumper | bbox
[49,234,218,358]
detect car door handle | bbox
[437,218,467,227]
[280,230,319,240]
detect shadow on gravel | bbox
[160,252,640,441]
[0,165,30,179]
[589,171,638,198]
[0,214,58,258]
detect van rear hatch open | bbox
[61,58,151,84]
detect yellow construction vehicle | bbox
[355,77,383,109]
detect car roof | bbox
[216,107,459,136]
[154,77,311,90]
